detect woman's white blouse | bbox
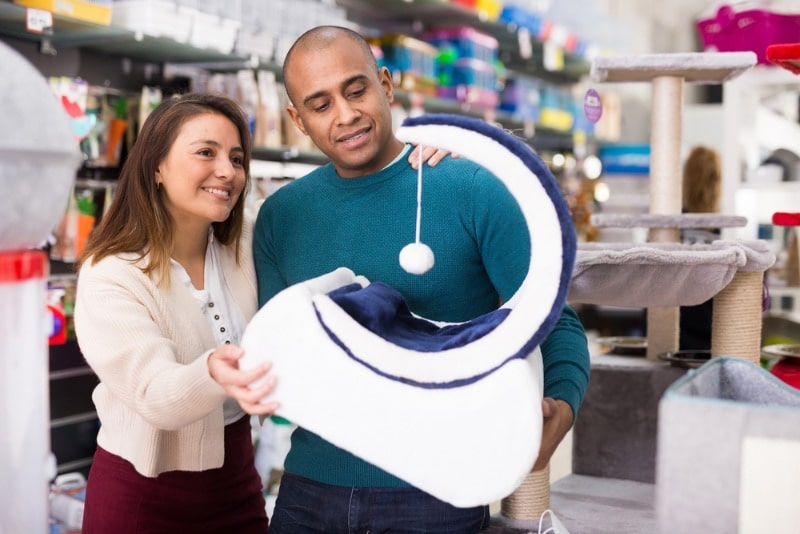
[172,232,247,425]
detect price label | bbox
[516,27,532,60]
[26,8,53,35]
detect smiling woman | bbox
[72,93,278,533]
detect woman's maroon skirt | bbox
[81,416,268,533]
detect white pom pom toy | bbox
[399,242,434,275]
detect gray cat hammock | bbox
[570,240,774,308]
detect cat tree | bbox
[493,50,778,533]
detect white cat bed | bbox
[240,114,576,507]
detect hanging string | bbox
[399,145,435,275]
[415,144,423,244]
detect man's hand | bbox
[408,144,459,169]
[533,397,574,472]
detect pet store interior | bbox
[2,0,800,532]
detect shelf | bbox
[335,0,590,83]
[252,146,329,166]
[0,1,248,63]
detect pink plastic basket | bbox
[697,4,800,64]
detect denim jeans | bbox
[270,472,490,534]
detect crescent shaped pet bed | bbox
[240,114,576,508]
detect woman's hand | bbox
[408,144,459,169]
[208,344,280,416]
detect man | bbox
[254,25,589,533]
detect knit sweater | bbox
[73,224,257,477]
[254,153,590,487]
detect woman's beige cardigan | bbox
[73,226,257,477]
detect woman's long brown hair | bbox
[78,93,252,284]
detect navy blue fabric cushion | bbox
[327,282,509,352]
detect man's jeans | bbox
[270,472,490,533]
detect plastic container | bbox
[696,4,800,64]
[0,251,50,534]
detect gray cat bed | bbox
[569,240,774,307]
[656,357,800,533]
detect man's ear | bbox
[379,66,395,102]
[286,105,308,136]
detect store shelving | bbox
[0,1,241,62]
[335,0,591,84]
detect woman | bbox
[74,93,278,532]
[73,91,448,532]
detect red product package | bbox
[772,212,800,226]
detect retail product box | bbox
[188,9,240,54]
[235,0,273,60]
[438,57,497,90]
[499,74,540,122]
[498,4,545,36]
[424,26,498,64]
[598,144,650,175]
[449,0,500,20]
[14,0,111,25]
[474,0,502,21]
[697,4,800,64]
[436,57,499,110]
[370,35,439,96]
[437,85,498,110]
[537,83,574,132]
[656,357,800,533]
[111,0,193,43]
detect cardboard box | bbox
[14,0,112,26]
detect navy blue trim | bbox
[315,303,519,389]
[314,113,576,389]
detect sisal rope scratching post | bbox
[711,271,763,364]
[500,465,550,527]
[646,75,683,361]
